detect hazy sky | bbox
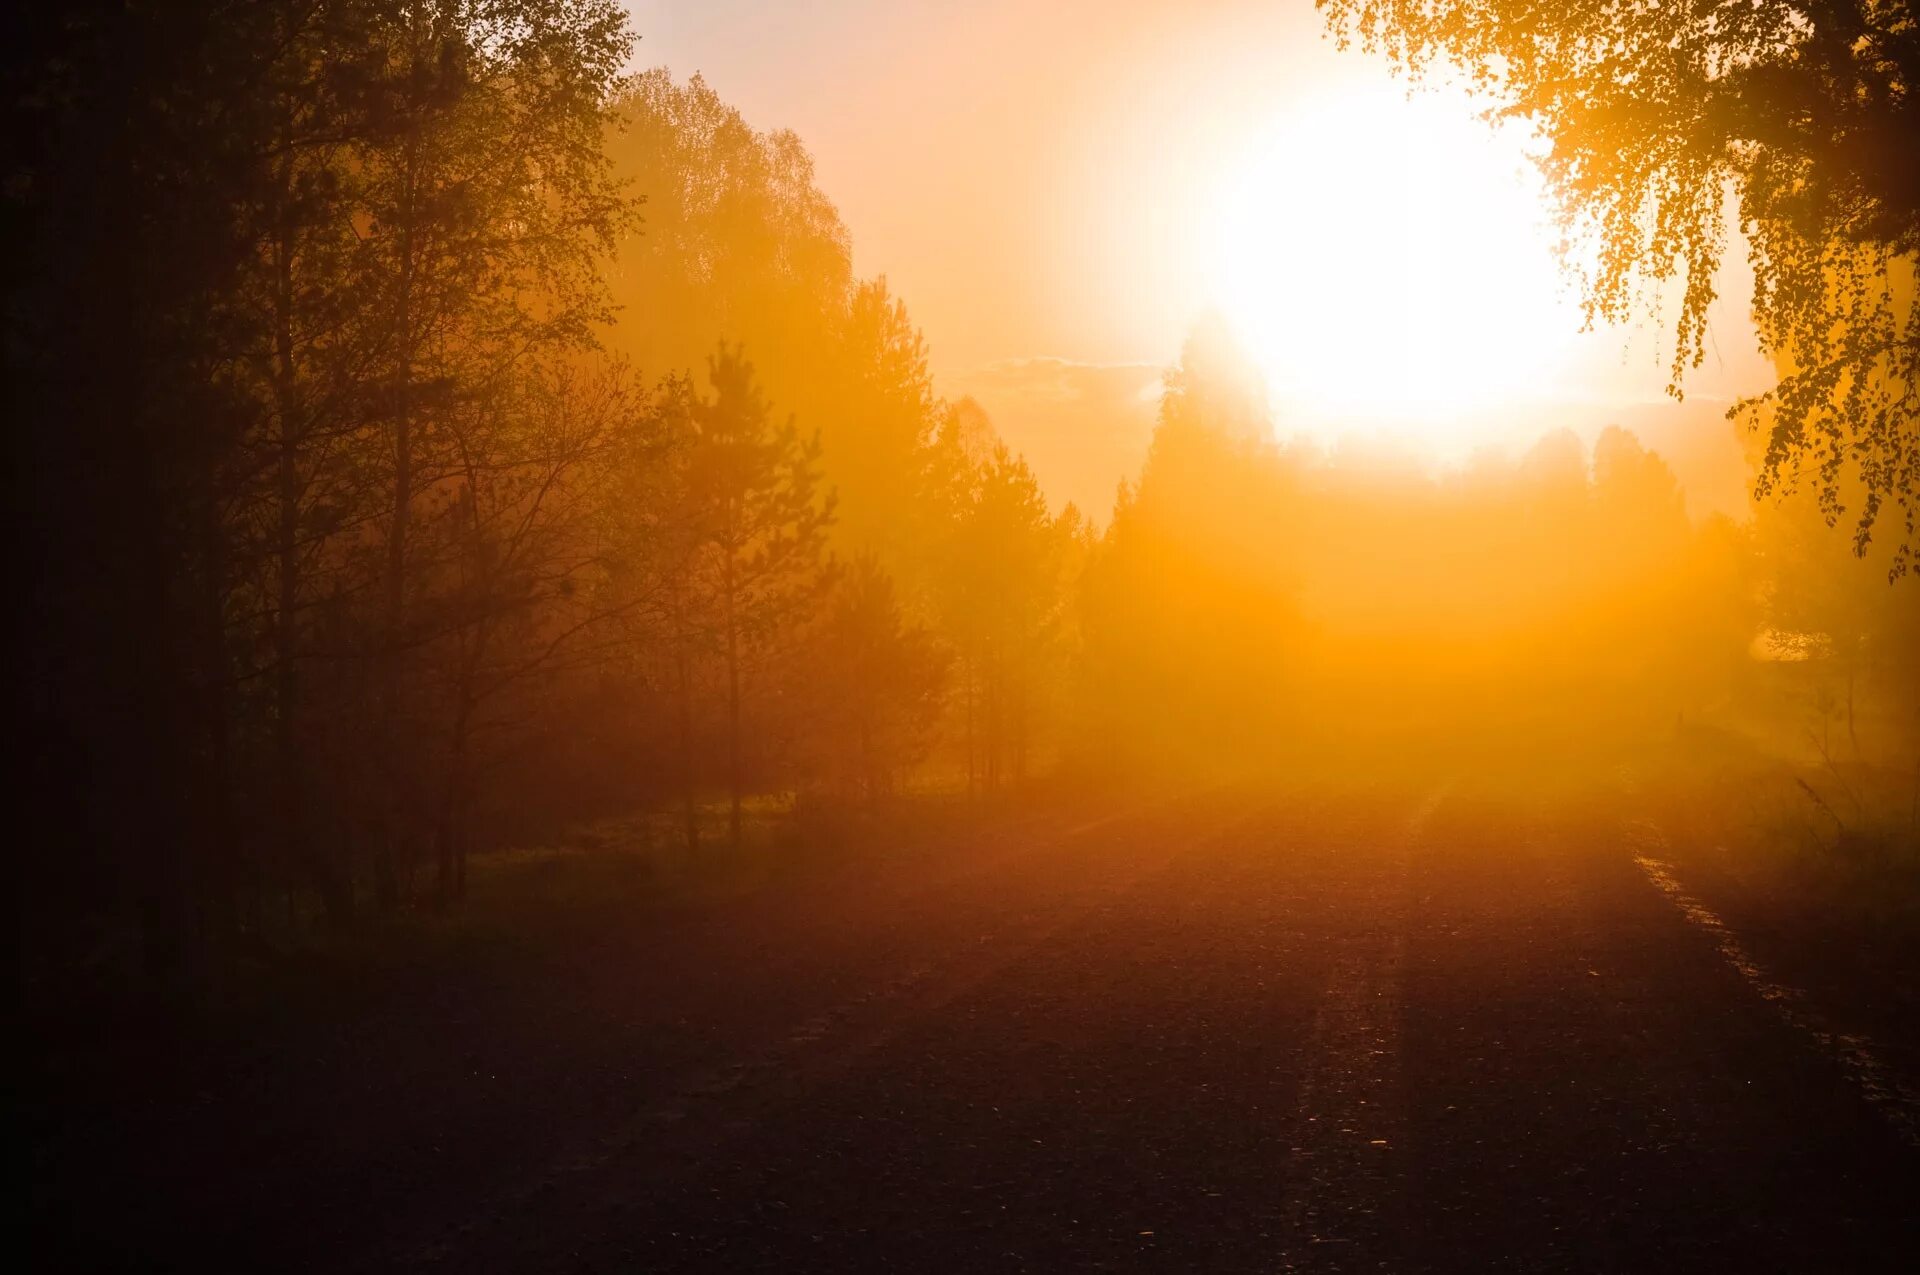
[631,2,1380,366]
[625,1,1775,515]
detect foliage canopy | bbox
[1320,0,1920,572]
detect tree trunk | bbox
[993,652,1002,791]
[964,649,976,799]
[857,711,873,803]
[100,27,193,983]
[433,757,468,907]
[437,590,488,908]
[1012,668,1027,783]
[677,637,699,853]
[269,135,330,924]
[722,552,743,848]
[196,479,239,952]
[436,692,473,909]
[376,127,419,912]
[1846,650,1859,759]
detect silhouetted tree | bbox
[681,346,836,844]
[601,70,852,425]
[1078,322,1299,763]
[933,431,1069,792]
[804,556,949,799]
[228,0,391,927]
[416,361,638,903]
[601,77,951,590]
[1759,481,1920,760]
[10,0,306,971]
[8,0,639,964]
[353,0,632,904]
[1321,0,1920,571]
[819,279,941,558]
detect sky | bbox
[625,0,1776,517]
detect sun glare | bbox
[1207,85,1581,441]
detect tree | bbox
[1320,0,1920,571]
[817,279,941,557]
[1159,311,1273,443]
[9,0,305,971]
[600,70,853,420]
[416,360,637,903]
[1077,322,1302,763]
[226,0,393,927]
[804,557,949,800]
[601,79,946,576]
[1759,482,1920,759]
[353,0,633,902]
[9,0,642,965]
[936,437,1069,791]
[680,346,835,845]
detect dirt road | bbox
[32,774,1920,1271]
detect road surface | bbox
[33,773,1920,1271]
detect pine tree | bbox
[681,345,836,845]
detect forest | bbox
[12,0,1918,986]
[17,2,1920,1270]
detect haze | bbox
[17,2,1919,1269]
[632,0,1775,513]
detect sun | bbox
[1206,84,1581,442]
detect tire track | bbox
[1627,818,1920,1150]
[384,785,1265,1272]
[1275,783,1450,1269]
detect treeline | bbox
[11,5,1079,978]
[1078,322,1920,768]
[12,5,1915,985]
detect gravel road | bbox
[33,774,1920,1272]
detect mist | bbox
[15,3,1920,1269]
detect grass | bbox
[22,790,887,1057]
[1638,724,1920,931]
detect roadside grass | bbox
[244,790,974,989]
[1621,723,1920,1099]
[1639,725,1920,932]
[24,783,1012,1075]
